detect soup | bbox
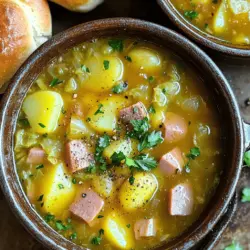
[170,0,250,45]
[14,38,223,249]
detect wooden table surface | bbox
[0,0,250,249]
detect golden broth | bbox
[15,38,223,249]
[171,0,250,45]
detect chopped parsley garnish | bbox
[212,0,218,4]
[70,232,77,240]
[97,215,104,218]
[133,107,138,114]
[187,147,200,159]
[43,133,48,138]
[44,213,55,223]
[91,229,104,245]
[127,117,163,151]
[38,123,46,128]
[224,242,243,250]
[86,117,91,122]
[55,220,71,231]
[184,147,201,173]
[91,236,102,245]
[204,23,208,29]
[18,118,30,127]
[241,187,250,202]
[112,82,128,94]
[148,105,156,114]
[129,175,135,185]
[148,76,155,83]
[124,56,132,62]
[138,131,164,152]
[243,151,250,167]
[99,164,107,172]
[126,224,131,228]
[58,184,64,189]
[36,164,44,169]
[49,78,63,87]
[61,107,66,114]
[111,151,157,172]
[72,178,77,184]
[86,164,97,174]
[94,133,111,165]
[129,117,150,138]
[129,154,157,171]
[111,151,126,165]
[37,194,44,202]
[184,10,198,20]
[98,133,111,148]
[103,60,110,70]
[108,39,124,52]
[94,104,104,115]
[81,65,90,73]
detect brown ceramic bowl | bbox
[0,18,249,250]
[157,0,250,57]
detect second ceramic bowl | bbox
[157,0,250,57]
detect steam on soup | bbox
[15,38,223,249]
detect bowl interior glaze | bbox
[157,0,250,57]
[0,18,244,250]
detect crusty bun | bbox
[0,0,52,91]
[50,0,103,12]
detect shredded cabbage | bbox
[128,85,150,102]
[36,78,48,90]
[40,138,63,165]
[64,77,78,93]
[68,116,92,139]
[15,129,40,149]
[153,88,168,107]
[180,96,206,112]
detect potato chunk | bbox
[228,0,249,15]
[68,116,93,138]
[22,91,63,134]
[150,108,165,129]
[119,173,158,211]
[103,139,132,161]
[213,0,228,34]
[88,96,128,134]
[128,47,161,73]
[92,175,114,198]
[35,163,76,217]
[83,56,124,92]
[104,212,134,249]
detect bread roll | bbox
[0,0,52,91]
[50,0,103,12]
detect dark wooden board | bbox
[0,0,249,249]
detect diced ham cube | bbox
[168,183,193,216]
[120,102,148,124]
[159,147,184,175]
[134,219,156,240]
[69,189,104,224]
[65,140,93,173]
[164,112,188,143]
[26,147,46,164]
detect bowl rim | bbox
[0,18,244,250]
[157,0,250,57]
